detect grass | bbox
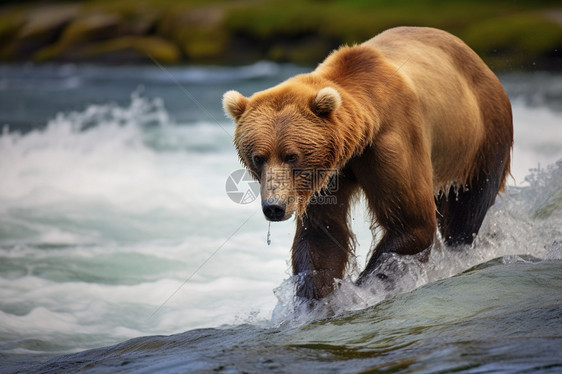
[0,0,560,68]
[221,0,562,68]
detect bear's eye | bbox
[252,155,265,167]
[285,153,298,164]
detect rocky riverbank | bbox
[1,0,561,69]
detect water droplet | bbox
[266,222,271,245]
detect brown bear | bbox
[223,27,513,300]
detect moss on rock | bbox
[34,12,123,61]
[462,12,562,69]
[463,13,562,55]
[1,0,561,68]
[79,36,181,63]
[157,5,227,62]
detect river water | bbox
[0,63,561,373]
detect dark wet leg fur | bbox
[435,163,506,248]
[291,174,358,301]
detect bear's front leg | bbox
[351,134,437,287]
[356,226,434,286]
[291,179,357,300]
[291,215,350,300]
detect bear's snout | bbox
[262,198,287,221]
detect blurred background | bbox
[0,0,561,69]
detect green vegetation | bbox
[0,0,560,69]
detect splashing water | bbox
[0,65,561,373]
[271,160,562,326]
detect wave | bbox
[0,61,284,92]
[511,99,562,183]
[140,61,283,84]
[6,256,561,374]
[0,92,240,245]
[1,81,562,372]
[0,64,82,91]
[500,71,562,112]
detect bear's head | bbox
[223,81,343,221]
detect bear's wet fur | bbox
[223,27,513,300]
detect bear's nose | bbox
[262,199,286,221]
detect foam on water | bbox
[0,72,561,362]
[0,92,247,246]
[511,100,562,184]
[0,91,293,357]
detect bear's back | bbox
[364,27,511,189]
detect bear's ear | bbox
[222,90,249,121]
[312,87,341,116]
